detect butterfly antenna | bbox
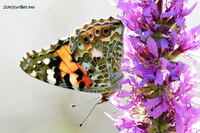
[70,97,99,108]
[79,99,101,127]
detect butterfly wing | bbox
[20,38,93,90]
[20,17,124,94]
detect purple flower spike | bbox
[108,0,200,132]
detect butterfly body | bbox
[20,17,124,101]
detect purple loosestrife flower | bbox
[107,0,200,132]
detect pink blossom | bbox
[107,0,200,132]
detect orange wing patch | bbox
[55,45,93,88]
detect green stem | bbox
[158,116,161,133]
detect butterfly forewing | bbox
[20,17,124,96]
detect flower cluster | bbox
[107,0,200,132]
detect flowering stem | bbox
[109,0,200,132]
[158,117,161,133]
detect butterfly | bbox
[20,17,124,103]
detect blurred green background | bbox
[0,0,199,133]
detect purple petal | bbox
[132,56,140,65]
[122,58,131,64]
[160,57,169,68]
[143,94,169,119]
[169,31,179,47]
[146,37,158,57]
[173,0,184,14]
[117,90,133,97]
[158,39,169,48]
[132,64,146,77]
[149,1,159,17]
[129,76,139,88]
[140,30,153,41]
[116,100,135,110]
[143,96,161,109]
[139,77,149,87]
[182,3,197,16]
[176,17,186,27]
[105,111,146,132]
[155,69,164,85]
[153,24,160,30]
[143,7,151,17]
[174,102,200,133]
[146,74,155,80]
[120,79,131,86]
[168,62,187,81]
[129,35,143,54]
[190,24,200,36]
[116,0,138,11]
[160,9,176,18]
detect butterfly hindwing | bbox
[20,17,124,95]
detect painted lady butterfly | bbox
[20,17,124,103]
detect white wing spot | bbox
[52,40,58,45]
[91,48,103,58]
[35,49,42,53]
[43,58,50,65]
[101,37,110,42]
[60,36,68,41]
[82,62,90,70]
[37,60,42,64]
[33,65,36,68]
[47,75,56,84]
[46,69,56,84]
[43,46,51,50]
[30,71,37,77]
[47,69,55,76]
[115,27,122,35]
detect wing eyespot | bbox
[94,29,101,36]
[82,36,89,44]
[102,28,111,37]
[88,34,94,40]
